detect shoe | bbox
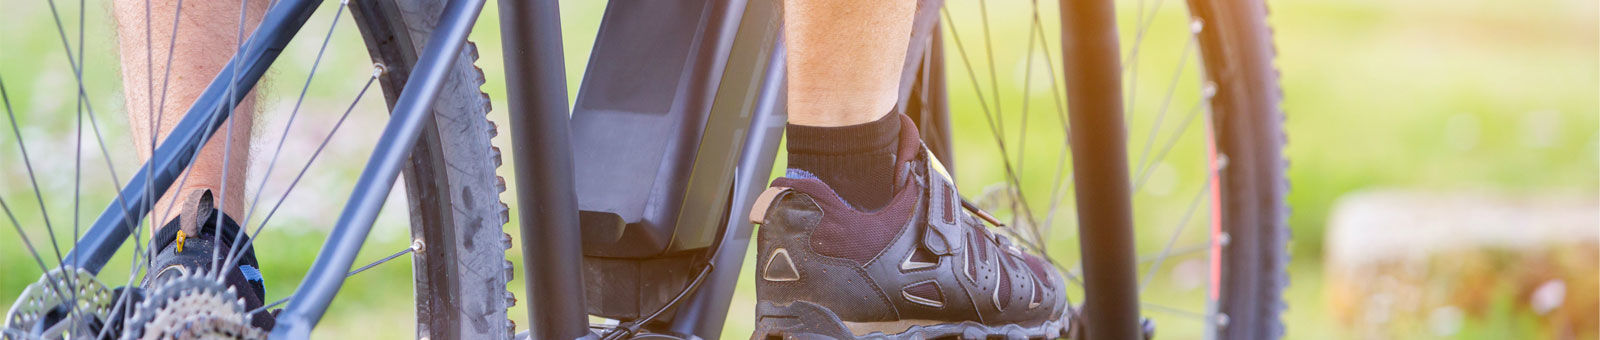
[749,115,1073,339]
[139,189,274,330]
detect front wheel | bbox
[900,0,1288,338]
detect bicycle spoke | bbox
[0,78,78,308]
[933,2,1256,337]
[1137,178,1210,292]
[69,1,231,333]
[8,70,86,340]
[134,92,237,281]
[2,67,68,294]
[41,0,224,333]
[1027,2,1077,243]
[71,0,86,256]
[1130,38,1195,179]
[96,3,250,331]
[142,0,155,230]
[974,0,1043,241]
[1017,6,1036,172]
[104,5,194,333]
[45,0,144,269]
[1039,144,1073,239]
[1123,0,1173,124]
[13,1,94,321]
[941,8,1048,253]
[1138,241,1207,264]
[347,241,419,277]
[1028,9,1070,138]
[110,6,191,333]
[1010,2,1040,229]
[145,0,188,254]
[209,0,253,279]
[0,197,74,301]
[1020,0,1078,248]
[1123,0,1169,68]
[225,0,351,272]
[220,69,381,276]
[151,0,188,141]
[1132,97,1205,191]
[248,239,421,316]
[976,0,1004,139]
[1143,302,1206,320]
[141,0,154,239]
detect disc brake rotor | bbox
[3,267,114,339]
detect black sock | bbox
[787,112,901,210]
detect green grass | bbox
[2,0,1596,338]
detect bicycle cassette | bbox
[126,271,263,340]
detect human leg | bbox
[752,2,1074,338]
[113,0,264,229]
[784,0,917,127]
[112,0,273,329]
[783,0,917,210]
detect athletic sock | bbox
[786,111,901,210]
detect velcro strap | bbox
[921,149,965,255]
[994,233,1021,256]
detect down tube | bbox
[268,0,485,337]
[670,37,788,338]
[62,0,324,274]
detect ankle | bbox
[786,111,902,210]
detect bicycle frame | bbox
[504,0,787,337]
[51,0,1146,338]
[58,0,487,336]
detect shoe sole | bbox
[751,300,1075,340]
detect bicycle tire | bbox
[1188,0,1288,338]
[347,1,514,339]
[902,0,1288,338]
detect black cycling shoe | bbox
[749,114,1074,339]
[138,189,274,330]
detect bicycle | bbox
[0,0,1286,338]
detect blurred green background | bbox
[2,0,1595,339]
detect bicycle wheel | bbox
[348,0,513,339]
[0,0,508,338]
[901,0,1287,338]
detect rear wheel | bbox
[349,0,514,338]
[0,0,510,337]
[902,0,1287,338]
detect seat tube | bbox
[497,0,595,339]
[1059,0,1144,338]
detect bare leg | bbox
[785,0,918,127]
[753,2,1075,333]
[114,0,265,229]
[781,0,918,209]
